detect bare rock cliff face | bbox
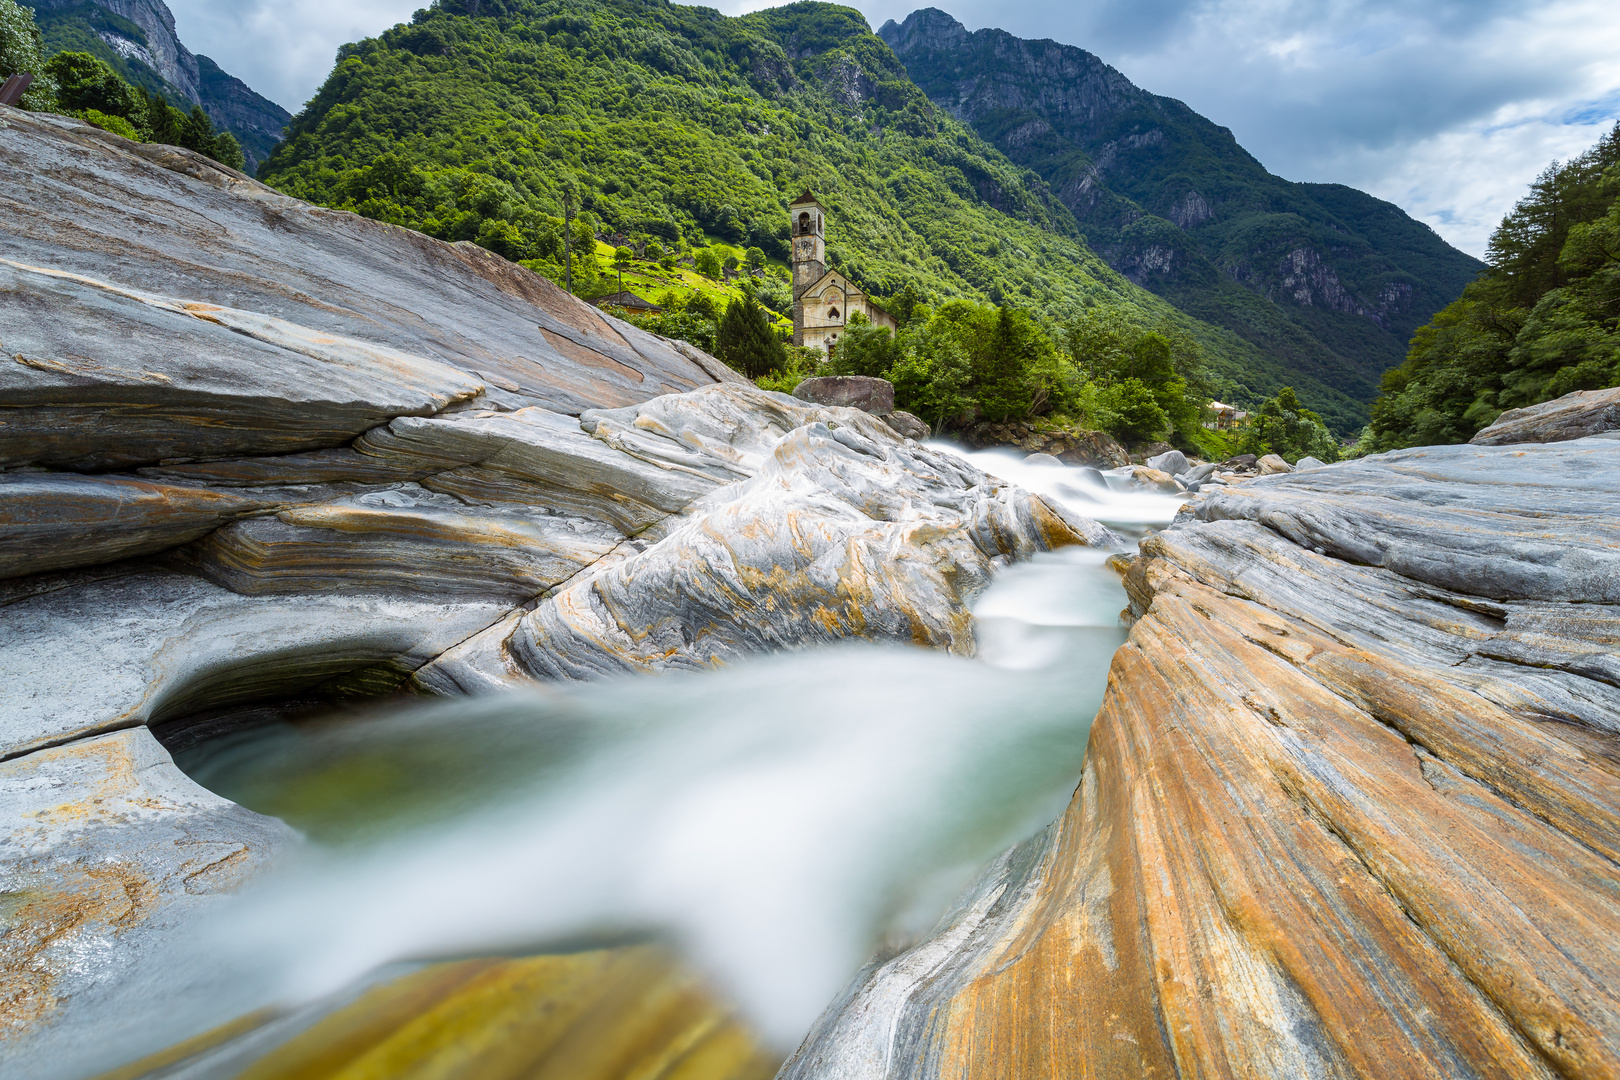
[31,0,292,170]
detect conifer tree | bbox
[715,291,786,379]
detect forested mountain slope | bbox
[32,0,289,169]
[257,0,1373,431]
[878,7,1483,414]
[1368,124,1620,450]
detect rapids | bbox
[107,450,1184,1074]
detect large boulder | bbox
[1145,449,1189,475]
[960,420,1129,468]
[883,409,931,441]
[792,375,896,415]
[0,109,740,416]
[1471,386,1620,445]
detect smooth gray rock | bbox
[0,727,297,1079]
[1257,453,1293,474]
[792,376,896,415]
[1145,449,1189,475]
[1472,387,1620,445]
[1024,453,1064,466]
[0,110,735,416]
[1193,440,1620,602]
[358,407,721,535]
[0,570,509,758]
[185,485,621,602]
[0,473,273,579]
[1182,461,1219,484]
[884,410,931,441]
[0,260,483,470]
[1294,455,1327,471]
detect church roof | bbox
[788,190,820,207]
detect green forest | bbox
[1367,124,1620,450]
[0,0,244,167]
[255,0,1379,436]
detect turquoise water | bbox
[157,449,1179,1058]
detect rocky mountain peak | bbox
[32,0,290,172]
[880,7,1484,421]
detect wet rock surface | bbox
[958,420,1129,468]
[786,436,1620,1079]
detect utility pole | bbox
[562,189,574,296]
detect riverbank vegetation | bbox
[253,0,1372,433]
[0,0,243,167]
[1367,124,1620,450]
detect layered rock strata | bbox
[1,109,1119,1074]
[1471,385,1620,445]
[0,108,740,418]
[786,437,1620,1079]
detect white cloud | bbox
[166,0,420,114]
[170,0,1620,257]
[855,0,1620,257]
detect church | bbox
[789,191,897,352]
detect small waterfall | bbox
[119,450,1186,1075]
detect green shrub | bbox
[79,108,138,139]
[1102,379,1169,443]
[0,0,56,110]
[825,312,900,378]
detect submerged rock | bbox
[1471,385,1620,445]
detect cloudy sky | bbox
[167,0,1620,258]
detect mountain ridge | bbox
[31,0,289,170]
[878,8,1484,421]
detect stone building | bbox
[789,191,896,352]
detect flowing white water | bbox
[94,449,1186,1074]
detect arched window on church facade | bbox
[827,307,840,321]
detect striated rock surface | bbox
[786,437,1620,1079]
[0,108,735,417]
[0,260,483,471]
[1471,385,1620,445]
[416,386,1118,688]
[0,727,295,1065]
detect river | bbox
[110,448,1184,1077]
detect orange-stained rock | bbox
[785,439,1620,1079]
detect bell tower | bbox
[789,191,826,347]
